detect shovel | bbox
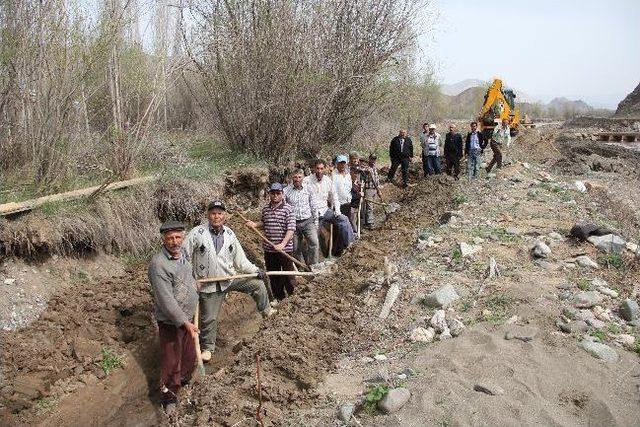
[193,303,206,379]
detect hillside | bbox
[614,82,640,117]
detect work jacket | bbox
[421,132,442,157]
[464,131,487,155]
[183,225,259,293]
[389,136,414,161]
[444,132,464,159]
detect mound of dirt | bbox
[615,81,640,117]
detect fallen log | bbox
[0,175,158,217]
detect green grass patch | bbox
[453,193,468,205]
[35,398,55,414]
[589,329,606,341]
[99,349,123,376]
[364,384,390,413]
[481,293,514,324]
[597,253,625,270]
[451,248,462,261]
[634,340,640,355]
[576,278,591,291]
[608,323,621,334]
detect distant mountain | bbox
[441,79,539,103]
[614,82,640,117]
[547,97,593,114]
[440,79,485,96]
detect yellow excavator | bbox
[478,79,521,138]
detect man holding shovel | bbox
[183,201,274,363]
[148,220,198,412]
[246,183,297,301]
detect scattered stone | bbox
[360,356,374,364]
[365,369,391,384]
[586,318,606,329]
[593,306,612,322]
[574,181,587,193]
[3,278,16,286]
[580,340,618,362]
[505,315,519,325]
[532,241,552,258]
[559,320,589,334]
[548,232,564,241]
[572,291,604,308]
[562,306,580,320]
[397,373,407,380]
[374,354,388,362]
[575,256,599,269]
[473,381,505,396]
[460,242,482,257]
[538,171,554,182]
[505,227,520,235]
[472,236,485,245]
[504,325,538,342]
[438,328,452,340]
[423,284,460,308]
[587,234,626,254]
[430,310,447,333]
[338,403,355,422]
[614,334,636,349]
[447,318,465,337]
[596,286,618,298]
[409,327,435,343]
[619,299,640,321]
[535,260,558,270]
[377,388,411,414]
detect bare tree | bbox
[185,0,425,161]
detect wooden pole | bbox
[198,270,316,284]
[193,303,206,377]
[328,224,334,259]
[357,196,363,238]
[233,210,311,271]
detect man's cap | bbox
[269,182,284,192]
[159,220,185,233]
[336,154,348,163]
[429,124,436,129]
[207,200,226,211]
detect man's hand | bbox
[246,220,258,229]
[257,269,268,281]
[272,242,285,252]
[183,321,199,339]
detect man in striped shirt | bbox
[246,183,297,301]
[284,169,319,266]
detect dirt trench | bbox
[0,170,455,426]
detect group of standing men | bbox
[388,118,511,183]
[147,152,385,412]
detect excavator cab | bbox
[478,79,521,139]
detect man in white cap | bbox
[183,201,274,363]
[421,124,442,176]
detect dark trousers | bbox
[319,209,354,256]
[387,158,409,185]
[422,155,441,175]
[445,156,461,178]
[486,141,502,172]
[158,321,196,404]
[264,251,296,300]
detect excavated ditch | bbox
[0,170,455,426]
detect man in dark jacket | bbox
[443,124,464,179]
[464,121,487,180]
[387,129,413,188]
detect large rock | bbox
[580,340,618,362]
[619,299,640,321]
[429,310,447,333]
[575,256,599,269]
[572,291,604,308]
[337,403,355,422]
[423,284,459,308]
[559,320,589,334]
[409,327,435,343]
[569,223,613,241]
[615,81,640,117]
[587,234,626,254]
[377,387,411,414]
[446,318,465,337]
[473,381,505,396]
[459,242,482,257]
[532,241,552,258]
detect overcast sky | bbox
[417,0,640,108]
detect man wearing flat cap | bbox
[183,201,274,363]
[148,220,198,411]
[246,183,297,301]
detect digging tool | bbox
[365,198,400,214]
[328,224,334,259]
[233,210,311,272]
[193,303,206,378]
[197,270,316,285]
[357,196,363,238]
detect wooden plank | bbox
[0,175,158,216]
